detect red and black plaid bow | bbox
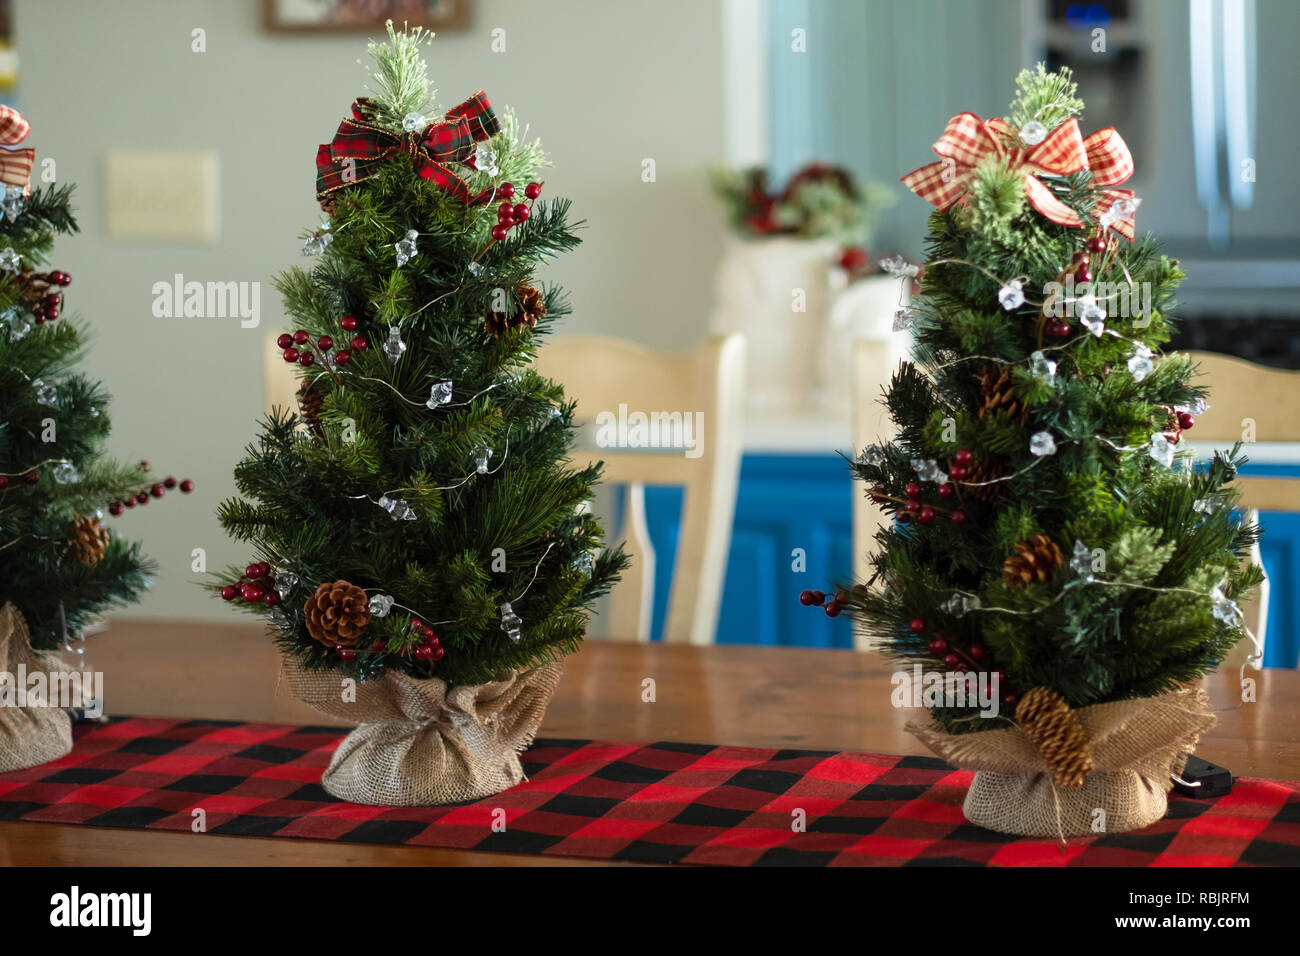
[315,91,501,212]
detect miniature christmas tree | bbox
[215,24,625,689]
[0,105,192,651]
[829,66,1262,729]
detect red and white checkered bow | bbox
[0,105,34,193]
[901,113,1137,240]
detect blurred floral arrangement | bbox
[710,162,896,279]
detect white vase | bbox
[709,237,906,422]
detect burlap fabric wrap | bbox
[285,656,564,805]
[0,603,73,772]
[907,686,1216,838]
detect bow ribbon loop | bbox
[0,105,35,193]
[902,113,1137,240]
[315,91,501,212]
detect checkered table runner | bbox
[1,717,1297,865]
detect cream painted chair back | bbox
[1186,352,1300,668]
[533,334,746,644]
[851,340,899,651]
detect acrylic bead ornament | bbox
[1019,120,1047,145]
[382,326,406,363]
[426,380,454,408]
[499,602,523,642]
[474,446,493,474]
[394,230,419,267]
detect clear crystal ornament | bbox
[5,308,33,340]
[573,552,595,576]
[35,382,58,407]
[269,608,289,629]
[394,229,419,267]
[402,111,427,132]
[426,380,454,409]
[1029,431,1057,457]
[368,593,395,618]
[1186,397,1209,417]
[499,601,523,642]
[322,348,340,371]
[474,446,494,475]
[879,255,920,278]
[1149,433,1175,467]
[1028,350,1057,385]
[547,406,563,421]
[0,246,19,272]
[382,326,407,364]
[274,571,299,599]
[52,462,79,484]
[1020,120,1047,145]
[1192,498,1218,514]
[998,279,1025,311]
[378,495,416,521]
[1069,539,1094,582]
[1127,344,1154,382]
[943,593,981,617]
[857,444,887,467]
[1101,196,1141,228]
[893,308,915,332]
[2,184,25,222]
[911,458,945,483]
[475,143,499,177]
[1210,585,1237,625]
[467,261,486,277]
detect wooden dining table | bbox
[2,619,1297,866]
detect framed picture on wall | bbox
[263,0,469,33]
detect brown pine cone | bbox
[303,580,371,648]
[959,456,1005,503]
[485,307,508,338]
[518,284,547,329]
[67,515,109,566]
[976,365,1028,424]
[298,382,324,437]
[1002,534,1063,586]
[1016,686,1094,788]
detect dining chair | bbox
[534,334,747,644]
[1185,351,1300,669]
[851,339,900,651]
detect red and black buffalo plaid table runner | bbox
[1,717,1297,865]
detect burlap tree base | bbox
[285,657,564,806]
[908,686,1216,838]
[0,603,73,773]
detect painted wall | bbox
[13,0,727,623]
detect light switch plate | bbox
[103,150,219,241]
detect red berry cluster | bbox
[278,316,367,367]
[220,561,281,607]
[489,182,542,242]
[1162,406,1196,444]
[370,617,445,662]
[1044,234,1109,339]
[873,450,972,526]
[917,621,1019,708]
[106,466,194,517]
[0,470,39,489]
[799,588,849,617]
[25,268,71,323]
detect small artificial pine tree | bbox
[215,25,625,687]
[0,160,183,647]
[839,67,1262,731]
